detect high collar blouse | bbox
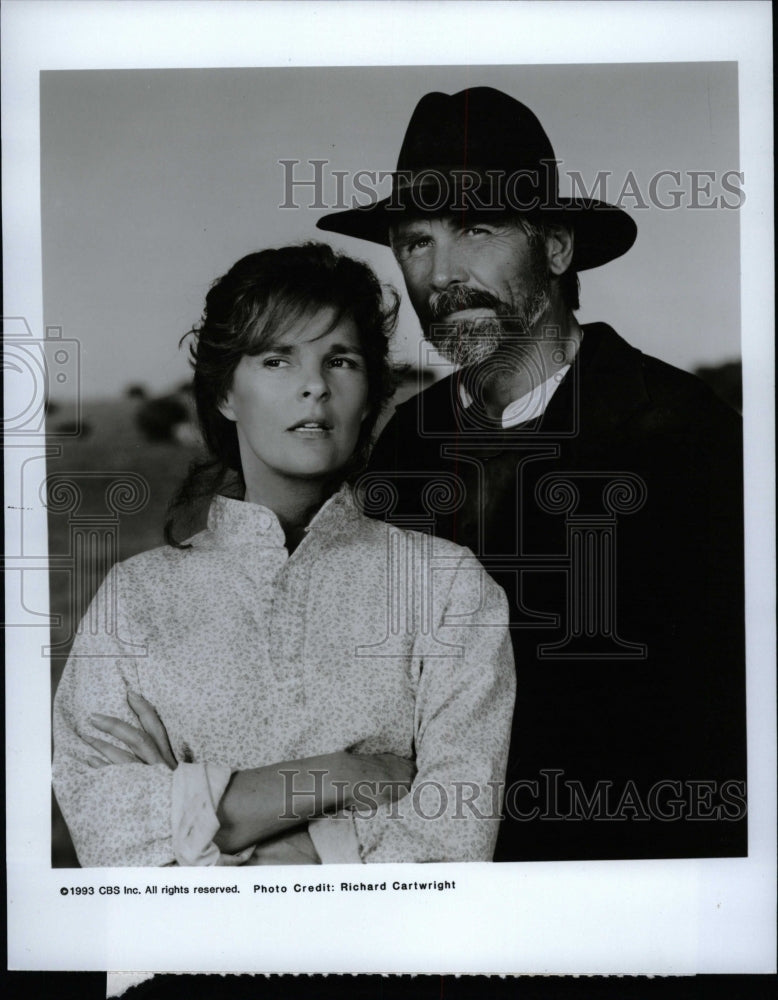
[53,486,515,866]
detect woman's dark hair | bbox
[165,241,400,545]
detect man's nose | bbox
[429,240,467,291]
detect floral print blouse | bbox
[53,486,515,866]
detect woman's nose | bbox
[300,370,330,400]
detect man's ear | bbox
[545,224,575,276]
[218,393,237,422]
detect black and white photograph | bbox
[4,0,775,977]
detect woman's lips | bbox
[288,420,332,437]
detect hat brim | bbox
[316,196,636,272]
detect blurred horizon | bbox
[45,353,745,409]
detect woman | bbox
[52,242,515,867]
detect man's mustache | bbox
[428,286,508,322]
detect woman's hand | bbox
[84,690,177,771]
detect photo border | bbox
[3,0,775,976]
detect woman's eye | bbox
[262,357,289,369]
[328,356,361,370]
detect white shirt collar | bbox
[457,337,581,428]
[206,483,359,548]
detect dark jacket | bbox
[366,323,746,861]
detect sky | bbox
[40,61,742,400]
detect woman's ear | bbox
[217,393,237,422]
[545,224,575,276]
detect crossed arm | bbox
[84,690,413,864]
[54,551,514,867]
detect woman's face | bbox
[219,306,370,503]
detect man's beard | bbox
[424,263,552,368]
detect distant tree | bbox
[136,396,190,442]
[126,384,148,399]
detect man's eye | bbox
[403,236,431,253]
[464,226,491,236]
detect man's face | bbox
[390,214,552,367]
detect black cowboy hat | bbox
[317,87,636,271]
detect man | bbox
[317,87,747,861]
